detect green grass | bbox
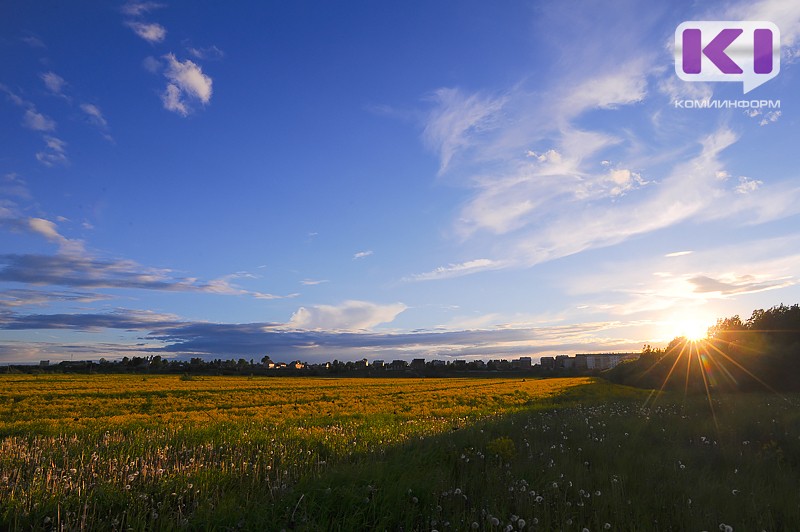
[1,375,799,530]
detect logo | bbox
[675,21,780,94]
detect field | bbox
[1,375,799,531]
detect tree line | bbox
[606,303,800,392]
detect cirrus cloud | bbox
[161,54,213,116]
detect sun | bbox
[671,317,711,341]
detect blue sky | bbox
[1,0,799,364]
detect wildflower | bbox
[719,524,733,532]
[412,496,418,504]
[595,490,601,496]
[532,518,539,525]
[472,523,480,530]
[732,489,739,495]
[518,518,526,528]
[604,524,611,530]
[535,496,543,503]
[490,517,500,526]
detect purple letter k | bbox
[683,28,743,74]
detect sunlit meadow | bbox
[1,374,799,530]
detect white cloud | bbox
[422,88,507,174]
[735,176,763,194]
[121,1,165,16]
[759,111,781,126]
[80,103,108,128]
[288,300,407,331]
[23,109,56,132]
[126,21,167,43]
[21,35,46,48]
[187,45,225,60]
[665,251,692,258]
[406,258,506,282]
[353,250,373,259]
[40,72,66,96]
[161,84,186,115]
[36,136,68,167]
[526,129,738,262]
[27,217,84,255]
[161,54,213,116]
[301,279,328,285]
[142,56,162,73]
[563,62,647,114]
[724,0,800,55]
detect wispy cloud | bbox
[40,71,67,97]
[126,21,167,43]
[565,236,800,316]
[79,103,107,128]
[36,136,68,166]
[121,1,165,17]
[21,34,46,48]
[422,88,507,174]
[0,253,296,301]
[0,288,112,308]
[353,250,373,259]
[161,54,213,116]
[23,109,56,132]
[26,217,84,254]
[187,45,225,60]
[300,279,328,286]
[406,258,506,282]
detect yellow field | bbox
[1,374,593,433]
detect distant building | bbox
[556,354,574,369]
[513,357,532,369]
[539,356,555,369]
[372,359,385,368]
[430,360,446,367]
[39,360,50,367]
[575,353,638,370]
[410,358,426,370]
[389,359,407,370]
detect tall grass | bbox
[1,375,798,530]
